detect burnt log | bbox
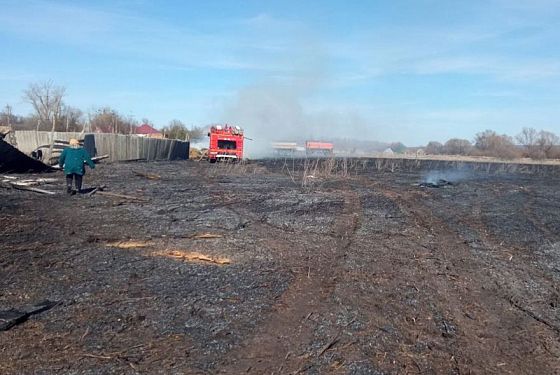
[0,300,59,331]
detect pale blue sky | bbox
[1,0,559,146]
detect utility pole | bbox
[129,113,134,135]
[48,113,56,163]
[4,104,12,127]
[4,104,17,147]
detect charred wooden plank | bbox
[0,300,59,331]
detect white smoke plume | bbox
[222,80,377,158]
[423,169,471,184]
[220,38,375,158]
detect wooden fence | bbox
[13,131,189,162]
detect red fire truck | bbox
[305,141,334,156]
[207,125,244,163]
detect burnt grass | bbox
[1,159,560,374]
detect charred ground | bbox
[1,159,559,374]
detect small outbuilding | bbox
[382,147,395,156]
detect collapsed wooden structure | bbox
[0,138,53,173]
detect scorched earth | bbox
[1,159,559,374]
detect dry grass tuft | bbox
[189,233,223,239]
[160,250,231,265]
[106,240,153,249]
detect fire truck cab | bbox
[207,125,244,163]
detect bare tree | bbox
[547,145,560,159]
[425,141,444,155]
[61,106,84,132]
[516,128,559,159]
[141,118,154,126]
[537,130,559,159]
[162,119,187,140]
[23,81,66,130]
[162,121,204,142]
[186,125,204,142]
[516,127,540,158]
[89,107,136,134]
[516,127,538,149]
[474,130,519,159]
[443,138,472,155]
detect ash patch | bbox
[530,192,560,237]
[0,192,20,211]
[252,192,345,234]
[356,191,406,235]
[346,362,386,375]
[481,189,549,250]
[535,241,560,281]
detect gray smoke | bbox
[221,83,307,157]
[423,169,471,184]
[220,39,375,158]
[221,81,376,158]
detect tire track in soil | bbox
[477,189,560,339]
[327,177,557,374]
[217,186,361,374]
[521,187,560,242]
[428,186,560,338]
[384,185,560,374]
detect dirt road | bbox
[1,160,559,374]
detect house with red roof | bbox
[136,124,163,139]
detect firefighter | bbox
[59,138,95,194]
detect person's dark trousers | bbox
[65,173,83,193]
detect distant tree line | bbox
[427,128,560,160]
[4,81,558,158]
[161,120,205,142]
[0,80,204,142]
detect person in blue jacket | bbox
[59,138,95,194]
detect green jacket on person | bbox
[59,147,95,175]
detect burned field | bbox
[1,159,560,374]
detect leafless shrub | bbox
[516,127,539,158]
[371,158,400,172]
[206,160,265,178]
[88,107,138,134]
[361,159,369,170]
[473,130,520,159]
[295,157,360,188]
[425,141,444,155]
[536,131,559,159]
[515,127,560,159]
[443,138,472,155]
[162,120,205,142]
[548,145,560,159]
